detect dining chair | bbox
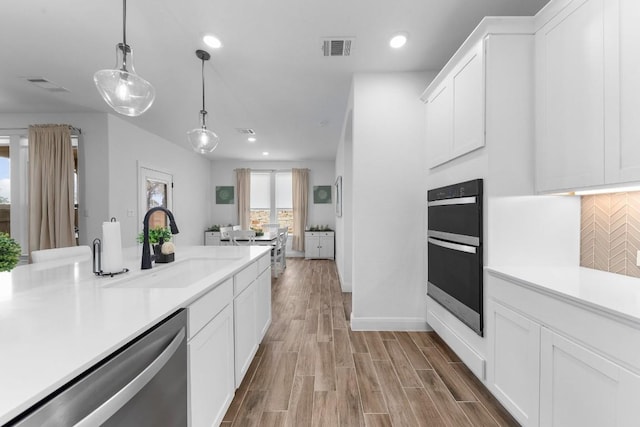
[271,227,288,277]
[262,223,280,232]
[232,225,241,231]
[219,226,234,246]
[232,230,256,246]
[31,246,92,264]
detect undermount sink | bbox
[104,257,240,289]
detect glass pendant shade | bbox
[188,50,220,154]
[94,44,155,117]
[188,111,219,153]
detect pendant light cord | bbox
[121,0,128,70]
[201,58,206,113]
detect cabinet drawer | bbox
[257,253,270,274]
[234,261,258,295]
[188,278,233,340]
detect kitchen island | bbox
[0,245,271,425]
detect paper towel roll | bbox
[102,220,124,274]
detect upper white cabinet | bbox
[424,40,484,168]
[535,0,640,192]
[422,18,536,170]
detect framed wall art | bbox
[215,186,235,204]
[313,185,332,204]
[335,176,342,217]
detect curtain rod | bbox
[0,126,82,135]
[234,168,309,172]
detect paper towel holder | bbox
[93,235,129,277]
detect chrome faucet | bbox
[141,207,179,269]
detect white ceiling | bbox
[0,0,549,161]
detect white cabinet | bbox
[305,231,334,259]
[488,271,640,426]
[535,0,640,192]
[187,278,234,427]
[233,254,271,388]
[204,231,221,246]
[256,268,271,342]
[540,328,640,427]
[487,301,540,427]
[234,279,258,388]
[423,39,484,168]
[189,304,234,427]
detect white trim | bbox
[350,315,429,332]
[427,301,486,381]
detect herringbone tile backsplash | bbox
[580,192,640,278]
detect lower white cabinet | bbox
[488,273,640,427]
[204,231,221,246]
[256,268,271,342]
[540,328,640,427]
[234,279,258,388]
[305,231,334,259]
[487,301,540,427]
[188,304,234,427]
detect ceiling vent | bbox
[25,77,69,92]
[321,38,354,57]
[235,128,256,135]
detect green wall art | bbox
[216,186,235,204]
[313,185,332,204]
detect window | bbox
[250,170,293,233]
[138,166,173,232]
[0,134,79,253]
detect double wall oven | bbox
[427,179,483,336]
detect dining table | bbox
[221,230,281,246]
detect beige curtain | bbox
[28,124,76,253]
[236,168,251,229]
[292,168,309,251]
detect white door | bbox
[138,165,173,235]
[188,304,235,427]
[452,40,484,159]
[535,0,605,192]
[234,280,258,387]
[426,81,453,168]
[540,327,640,427]
[488,301,540,427]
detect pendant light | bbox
[94,0,155,117]
[187,50,220,154]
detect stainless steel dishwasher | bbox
[6,309,187,427]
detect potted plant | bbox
[137,226,174,263]
[0,232,21,272]
[206,224,221,232]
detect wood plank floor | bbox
[222,259,519,427]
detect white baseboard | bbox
[427,307,486,381]
[350,315,429,331]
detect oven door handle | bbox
[427,196,476,207]
[428,237,477,254]
[74,327,186,427]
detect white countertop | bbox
[0,245,270,425]
[487,265,640,327]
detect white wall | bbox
[209,159,336,252]
[349,71,436,331]
[106,115,211,247]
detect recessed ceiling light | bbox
[203,34,222,49]
[248,137,257,142]
[390,33,408,49]
[262,151,269,156]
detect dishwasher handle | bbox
[74,327,186,427]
